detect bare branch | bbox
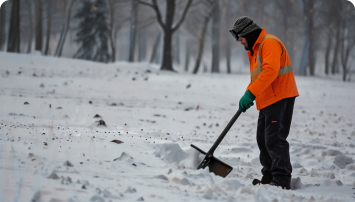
[172,0,193,32]
[137,0,165,29]
[151,0,165,29]
[136,0,154,8]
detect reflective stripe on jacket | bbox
[246,28,299,110]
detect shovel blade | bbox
[191,144,233,178]
[208,156,233,178]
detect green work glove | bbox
[239,90,256,113]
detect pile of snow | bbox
[154,143,201,169]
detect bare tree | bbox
[210,0,220,73]
[221,0,236,74]
[330,0,342,75]
[193,1,214,74]
[137,30,146,61]
[324,32,332,75]
[7,0,20,53]
[138,0,193,71]
[300,0,325,76]
[0,1,8,51]
[108,0,116,62]
[128,0,138,62]
[55,0,76,57]
[44,0,52,55]
[26,0,34,53]
[34,0,43,53]
[299,0,315,76]
[108,0,138,62]
[339,1,355,81]
[323,8,333,75]
[274,0,298,67]
[319,0,337,75]
[184,40,190,71]
[150,31,161,63]
[137,16,156,61]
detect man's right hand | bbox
[239,90,256,112]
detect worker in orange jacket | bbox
[230,16,299,190]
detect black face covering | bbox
[242,28,262,56]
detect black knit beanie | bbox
[232,16,262,55]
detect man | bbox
[229,16,299,190]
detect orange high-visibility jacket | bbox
[246,28,299,110]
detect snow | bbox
[0,52,355,201]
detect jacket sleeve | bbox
[248,39,282,97]
[246,81,252,92]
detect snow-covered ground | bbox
[1,52,355,202]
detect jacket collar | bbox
[248,28,267,57]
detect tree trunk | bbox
[300,0,315,76]
[226,40,231,74]
[193,15,210,74]
[150,32,161,63]
[211,1,220,73]
[283,0,295,66]
[55,0,75,57]
[173,32,180,64]
[184,41,190,72]
[26,0,34,53]
[128,0,138,62]
[0,2,7,51]
[223,1,231,74]
[288,31,295,69]
[331,28,340,75]
[342,60,347,82]
[138,30,147,61]
[339,19,349,82]
[109,32,116,62]
[138,0,192,71]
[55,26,65,55]
[308,42,316,76]
[44,0,52,55]
[305,0,317,76]
[324,35,332,75]
[340,32,347,82]
[161,29,174,70]
[308,24,316,76]
[160,0,175,71]
[108,0,116,62]
[7,0,20,53]
[35,0,43,53]
[299,37,310,75]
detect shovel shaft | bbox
[207,110,242,155]
[190,144,207,155]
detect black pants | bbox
[257,97,295,179]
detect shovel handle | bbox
[208,110,242,155]
[190,144,207,155]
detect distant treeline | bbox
[0,0,354,81]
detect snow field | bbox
[1,52,355,201]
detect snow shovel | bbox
[190,110,242,178]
